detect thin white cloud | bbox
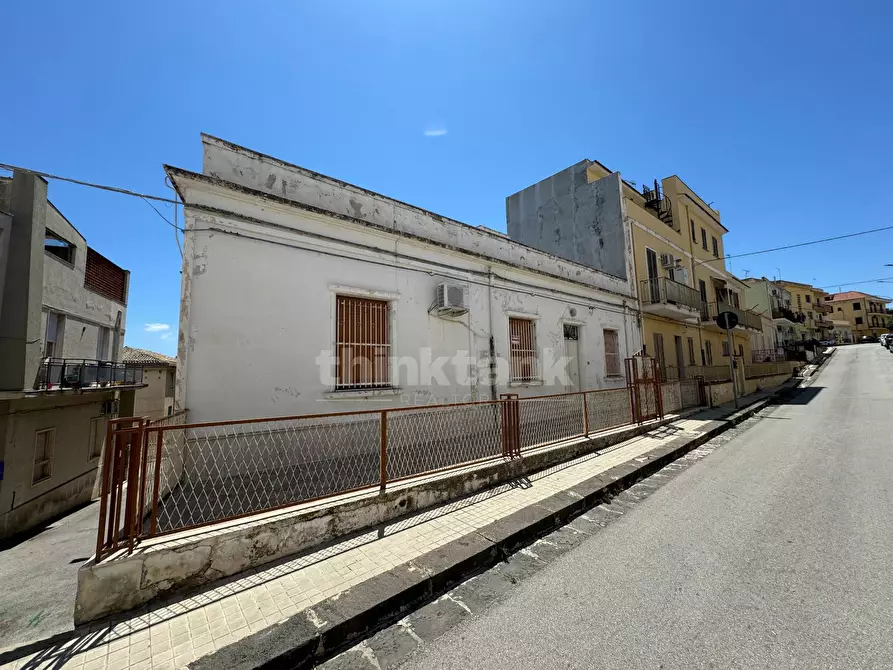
[423,128,448,137]
[144,323,170,333]
[160,332,173,340]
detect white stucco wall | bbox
[171,158,641,423]
[41,206,126,361]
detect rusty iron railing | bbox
[94,380,704,561]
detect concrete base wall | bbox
[706,373,791,406]
[0,467,96,538]
[75,415,682,624]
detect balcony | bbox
[771,306,801,325]
[34,358,145,391]
[814,302,833,315]
[815,316,833,330]
[639,278,701,322]
[701,301,763,332]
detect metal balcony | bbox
[34,358,145,391]
[771,307,806,324]
[814,302,833,315]
[639,278,701,322]
[701,301,763,332]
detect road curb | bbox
[190,382,800,670]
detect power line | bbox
[817,276,893,291]
[4,159,893,289]
[139,196,183,232]
[0,161,179,204]
[694,223,893,268]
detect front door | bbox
[645,248,660,303]
[675,335,685,378]
[564,324,581,390]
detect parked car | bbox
[861,335,879,343]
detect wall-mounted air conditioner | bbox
[431,283,468,318]
[660,253,675,268]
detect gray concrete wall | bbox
[42,205,127,362]
[0,212,11,320]
[0,173,47,391]
[0,394,112,538]
[506,165,627,281]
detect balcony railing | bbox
[772,307,807,323]
[814,302,833,315]
[640,277,701,312]
[701,301,763,331]
[752,348,785,363]
[35,358,144,391]
[642,181,674,226]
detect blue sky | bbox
[3,0,892,355]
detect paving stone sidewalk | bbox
[0,386,791,670]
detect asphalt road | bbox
[0,500,98,651]
[399,344,893,670]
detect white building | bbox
[167,135,641,423]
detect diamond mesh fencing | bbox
[386,402,504,481]
[111,384,664,546]
[518,394,585,450]
[145,412,382,533]
[585,388,633,433]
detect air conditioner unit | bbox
[432,283,468,317]
[660,253,675,268]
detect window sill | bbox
[323,387,403,400]
[508,380,544,388]
[604,374,625,381]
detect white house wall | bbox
[177,201,639,424]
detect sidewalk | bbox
[0,382,797,670]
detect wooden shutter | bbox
[509,318,538,381]
[336,296,390,389]
[604,329,620,376]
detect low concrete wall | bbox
[75,414,681,624]
[0,468,96,538]
[705,372,792,407]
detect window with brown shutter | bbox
[509,318,539,382]
[604,329,621,376]
[336,296,391,389]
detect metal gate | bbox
[625,354,664,424]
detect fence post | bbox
[499,393,521,458]
[582,392,590,436]
[124,419,146,554]
[95,418,116,561]
[379,410,388,493]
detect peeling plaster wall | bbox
[506,165,629,281]
[176,203,639,424]
[200,136,635,299]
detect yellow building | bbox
[824,291,890,339]
[584,162,760,380]
[777,280,834,341]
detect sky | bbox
[3,0,892,356]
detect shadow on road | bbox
[776,386,824,406]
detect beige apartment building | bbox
[123,347,176,419]
[825,291,890,339]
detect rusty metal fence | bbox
[94,379,704,561]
